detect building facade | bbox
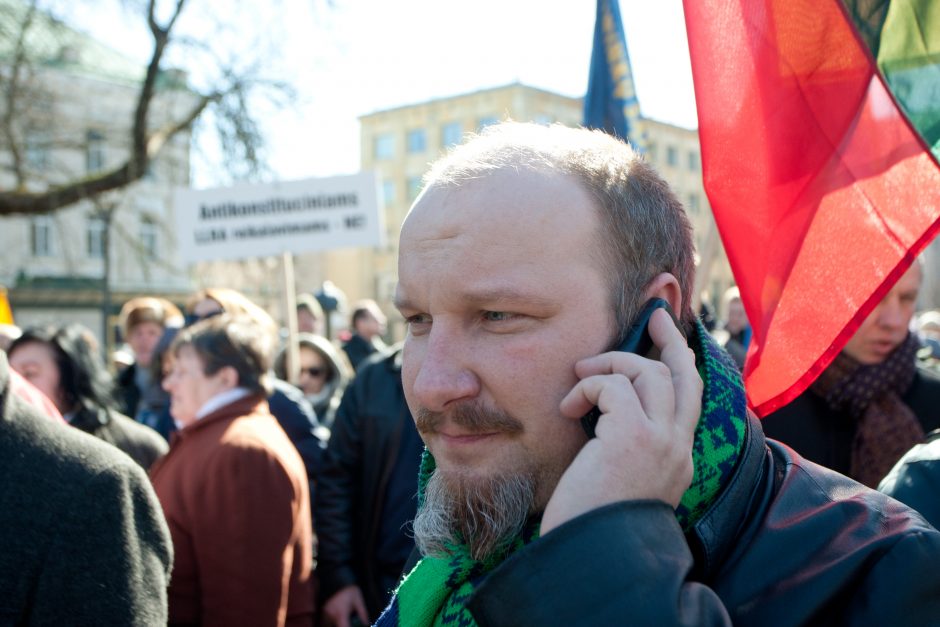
[0,1,196,345]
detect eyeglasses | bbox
[302,367,326,378]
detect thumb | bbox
[354,595,369,624]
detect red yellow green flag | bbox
[0,287,13,325]
[683,0,940,416]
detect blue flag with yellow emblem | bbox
[584,0,645,150]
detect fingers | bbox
[324,586,366,627]
[650,309,703,438]
[562,309,700,432]
[559,372,644,420]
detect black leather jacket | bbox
[315,348,416,619]
[465,415,940,626]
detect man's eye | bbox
[406,314,432,326]
[483,311,514,322]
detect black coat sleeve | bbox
[314,379,365,600]
[467,501,732,627]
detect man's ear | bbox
[644,273,682,314]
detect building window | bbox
[688,193,701,215]
[477,116,499,132]
[25,129,49,171]
[441,122,462,148]
[30,216,54,257]
[382,180,396,206]
[688,151,700,172]
[645,142,658,164]
[374,133,395,160]
[666,145,678,167]
[86,130,105,173]
[406,129,426,154]
[407,176,423,202]
[140,217,157,259]
[86,215,107,258]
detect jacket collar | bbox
[171,393,268,444]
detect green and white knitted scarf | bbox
[375,321,748,627]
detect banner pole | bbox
[282,251,300,386]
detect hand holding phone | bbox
[542,300,701,535]
[580,298,677,438]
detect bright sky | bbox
[60,0,697,185]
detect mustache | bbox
[415,403,524,435]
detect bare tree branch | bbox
[1,0,38,188]
[0,0,297,217]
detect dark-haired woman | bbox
[8,324,168,469]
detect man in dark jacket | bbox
[762,261,940,487]
[375,122,940,626]
[316,346,423,626]
[0,351,172,624]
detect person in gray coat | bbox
[0,351,172,625]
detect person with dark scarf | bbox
[7,324,168,470]
[762,262,940,488]
[375,123,940,626]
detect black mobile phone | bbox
[579,298,675,438]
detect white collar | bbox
[195,387,253,421]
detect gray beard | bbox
[412,467,536,563]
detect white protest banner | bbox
[173,171,382,264]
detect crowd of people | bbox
[4,121,940,625]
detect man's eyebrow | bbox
[460,287,557,309]
[393,287,558,312]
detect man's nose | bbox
[410,329,480,413]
